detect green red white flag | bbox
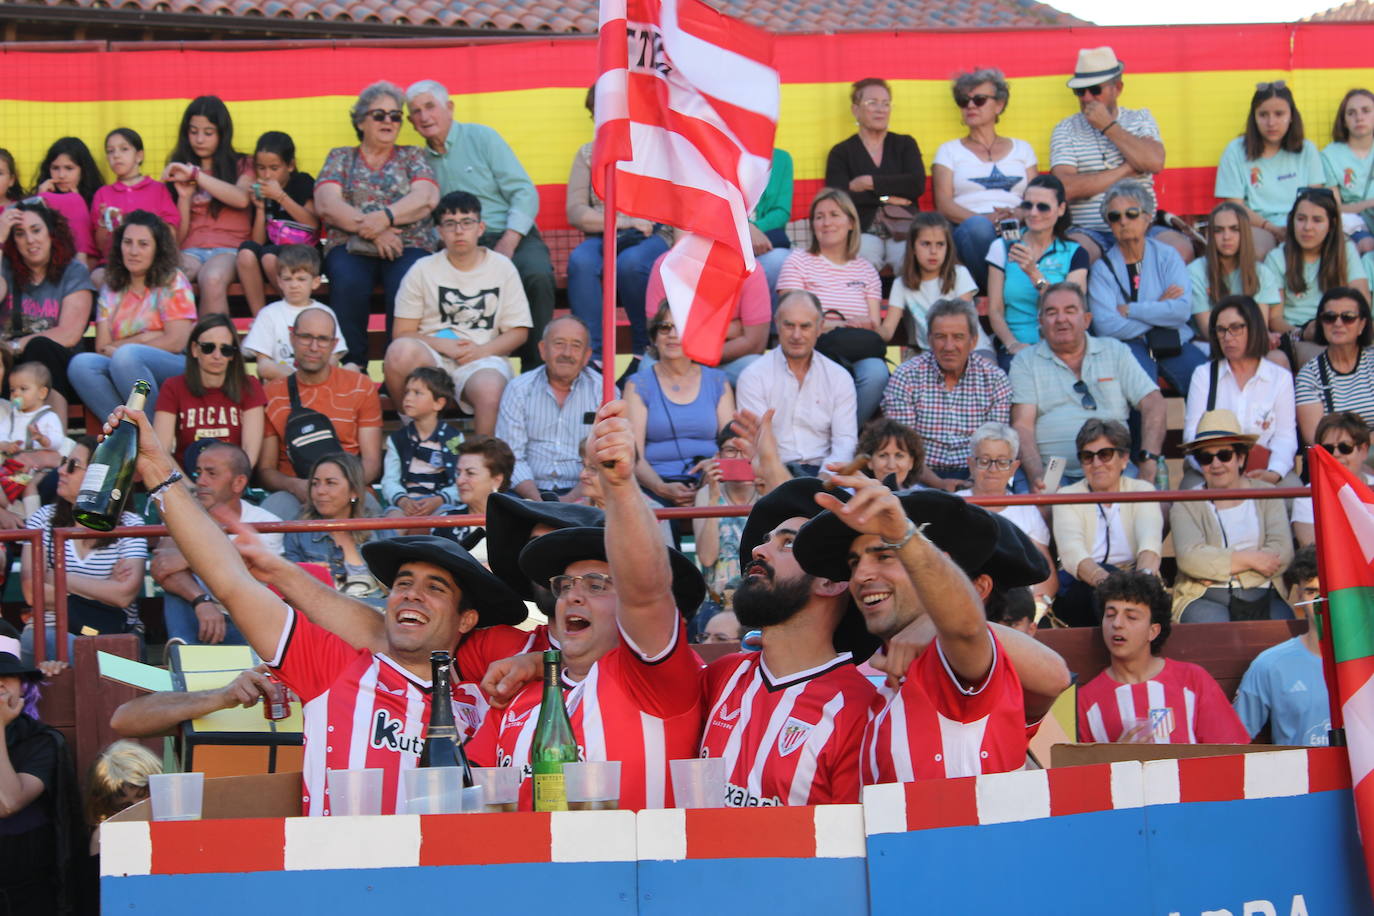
[1310,444,1374,896]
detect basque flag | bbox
[1311,444,1374,898]
[591,0,779,366]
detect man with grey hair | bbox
[405,78,554,371]
[881,299,1011,490]
[736,290,856,477]
[496,314,609,500]
[1088,178,1203,396]
[1009,281,1165,489]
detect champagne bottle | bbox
[531,649,577,812]
[74,380,151,532]
[418,650,474,787]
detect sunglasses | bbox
[1073,380,1097,410]
[197,342,238,357]
[549,573,614,597]
[1319,311,1362,325]
[1320,441,1358,456]
[955,93,993,108]
[1195,448,1237,466]
[1019,200,1054,213]
[1106,207,1143,224]
[1297,186,1336,203]
[1077,446,1122,466]
[64,457,84,473]
[20,196,47,209]
[1255,79,1288,92]
[1072,84,1106,98]
[366,109,404,123]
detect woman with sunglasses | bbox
[1295,286,1374,443]
[1293,411,1372,546]
[1263,188,1368,355]
[1216,81,1324,260]
[931,69,1038,290]
[1089,179,1205,395]
[1051,418,1163,627]
[1188,202,1282,346]
[986,173,1088,366]
[1182,295,1296,489]
[315,81,439,369]
[153,314,266,467]
[1171,409,1293,623]
[68,210,195,421]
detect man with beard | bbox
[700,477,878,806]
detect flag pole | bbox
[600,162,618,406]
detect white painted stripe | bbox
[551,809,637,863]
[1110,760,1145,809]
[283,814,420,871]
[1244,749,1310,799]
[812,804,866,858]
[976,768,1050,825]
[99,821,151,877]
[1142,758,1181,806]
[860,782,907,836]
[635,807,687,861]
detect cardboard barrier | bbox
[101,747,1373,915]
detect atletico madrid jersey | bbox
[268,607,489,816]
[1077,658,1250,745]
[466,620,705,810]
[701,652,876,806]
[862,628,1027,784]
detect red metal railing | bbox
[36,485,1310,663]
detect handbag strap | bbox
[1316,354,1336,414]
[1206,358,1220,412]
[287,373,303,411]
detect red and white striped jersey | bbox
[862,628,1027,785]
[1077,658,1250,745]
[467,621,705,810]
[456,624,551,683]
[701,652,876,806]
[268,608,487,816]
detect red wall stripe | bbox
[418,811,552,866]
[684,807,817,859]
[150,817,285,875]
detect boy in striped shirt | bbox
[1077,570,1249,745]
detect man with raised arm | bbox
[104,405,525,815]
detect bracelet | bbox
[191,593,216,608]
[879,518,920,552]
[1101,120,1118,134]
[383,206,396,227]
[147,470,184,511]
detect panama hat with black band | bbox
[1181,409,1258,454]
[518,527,707,617]
[484,492,606,599]
[1066,46,1125,89]
[362,535,528,627]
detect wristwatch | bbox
[1135,450,1162,465]
[1034,277,1049,292]
[879,518,920,551]
[191,593,217,609]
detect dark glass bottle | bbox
[74,379,150,531]
[418,650,474,787]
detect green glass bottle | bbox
[418,651,474,787]
[74,380,150,532]
[530,649,577,812]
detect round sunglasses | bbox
[955,93,993,108]
[197,342,239,357]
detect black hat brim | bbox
[362,535,527,627]
[978,512,1053,589]
[738,478,841,570]
[485,492,606,599]
[0,657,42,680]
[518,526,706,617]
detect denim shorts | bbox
[183,245,238,263]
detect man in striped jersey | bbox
[1077,570,1248,744]
[700,477,878,807]
[110,405,528,815]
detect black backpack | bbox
[284,374,343,477]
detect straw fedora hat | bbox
[1182,409,1259,453]
[1067,47,1125,89]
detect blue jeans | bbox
[954,215,998,290]
[1124,334,1207,398]
[163,592,248,646]
[323,245,430,366]
[567,233,669,359]
[852,357,889,425]
[68,344,187,421]
[756,247,792,312]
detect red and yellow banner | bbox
[2,23,1373,228]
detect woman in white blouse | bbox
[931,67,1037,291]
[1182,294,1297,488]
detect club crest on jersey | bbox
[455,702,482,733]
[777,717,814,757]
[371,709,422,755]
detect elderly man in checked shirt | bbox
[880,299,1011,491]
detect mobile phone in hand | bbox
[998,218,1023,244]
[717,458,754,481]
[1043,456,1066,494]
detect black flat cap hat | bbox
[362,535,527,627]
[738,477,845,569]
[485,492,605,599]
[517,526,706,618]
[977,512,1052,588]
[793,489,999,583]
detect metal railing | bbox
[31,484,1310,663]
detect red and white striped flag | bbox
[592,0,778,366]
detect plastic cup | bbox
[472,766,522,813]
[327,768,384,816]
[670,757,726,809]
[148,772,205,822]
[403,767,464,815]
[564,760,622,811]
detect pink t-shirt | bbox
[91,178,181,238]
[38,191,97,259]
[776,250,881,324]
[644,252,770,326]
